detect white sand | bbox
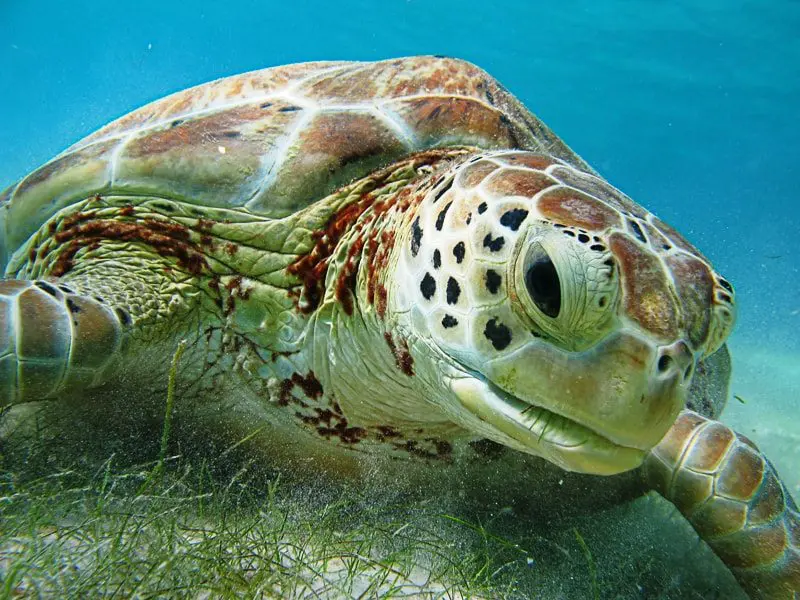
[724,339,800,496]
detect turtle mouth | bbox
[449,371,646,475]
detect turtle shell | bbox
[0,56,589,270]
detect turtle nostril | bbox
[655,341,694,379]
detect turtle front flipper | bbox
[0,279,125,405]
[644,410,799,599]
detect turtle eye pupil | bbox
[525,246,561,318]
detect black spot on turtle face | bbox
[453,241,466,264]
[435,201,452,231]
[499,209,529,231]
[420,273,436,300]
[578,233,590,243]
[433,249,441,269]
[170,119,184,128]
[718,278,733,293]
[433,179,454,203]
[278,105,302,113]
[34,280,60,298]
[58,284,75,294]
[259,102,273,109]
[485,270,501,294]
[442,314,458,328]
[446,278,461,305]
[484,318,512,350]
[483,233,505,252]
[478,202,488,214]
[410,217,423,257]
[466,213,472,225]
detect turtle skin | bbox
[0,57,797,598]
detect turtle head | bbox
[391,151,736,474]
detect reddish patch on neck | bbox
[50,212,208,277]
[384,332,414,376]
[287,149,459,315]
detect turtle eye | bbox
[525,244,561,318]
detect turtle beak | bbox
[450,375,646,475]
[448,331,689,475]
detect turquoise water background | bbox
[1,0,798,353]
[1,0,798,478]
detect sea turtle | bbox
[0,57,796,598]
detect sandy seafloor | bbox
[724,335,800,497]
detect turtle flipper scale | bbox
[0,279,123,405]
[645,410,799,599]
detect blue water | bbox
[1,1,798,475]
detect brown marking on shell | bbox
[116,101,303,209]
[609,232,679,340]
[456,159,498,188]
[537,187,623,231]
[548,166,647,218]
[495,152,558,170]
[390,96,520,148]
[77,61,347,146]
[665,253,715,349]
[125,104,266,158]
[50,217,207,277]
[264,110,408,216]
[484,168,556,199]
[298,57,497,104]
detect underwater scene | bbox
[1,1,798,598]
